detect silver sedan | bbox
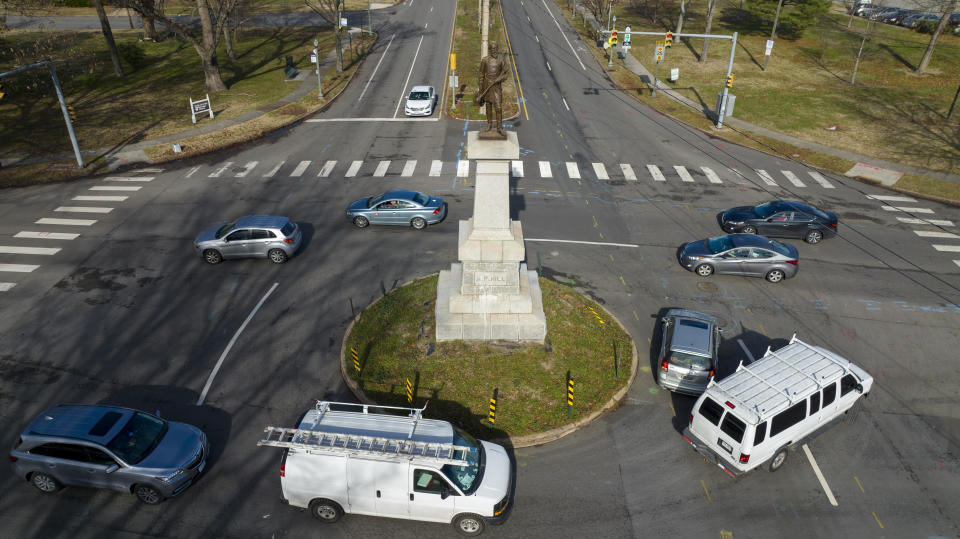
[677,234,800,283]
[346,190,447,230]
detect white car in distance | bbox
[405,85,437,116]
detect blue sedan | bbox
[346,190,447,230]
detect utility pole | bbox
[716,31,738,129]
[368,0,372,35]
[948,83,960,120]
[314,38,323,99]
[481,0,489,58]
[770,0,784,39]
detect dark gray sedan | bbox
[346,190,446,229]
[719,200,837,244]
[678,234,799,283]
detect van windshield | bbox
[441,428,485,494]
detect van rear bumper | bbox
[681,427,745,477]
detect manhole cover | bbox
[697,281,719,294]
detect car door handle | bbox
[409,493,414,501]
[376,490,381,498]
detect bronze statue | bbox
[474,41,509,138]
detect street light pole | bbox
[314,38,323,99]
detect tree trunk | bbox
[916,0,957,74]
[699,0,716,63]
[675,0,688,34]
[92,0,124,76]
[223,24,236,62]
[196,0,227,91]
[141,0,157,40]
[336,30,343,72]
[851,35,865,84]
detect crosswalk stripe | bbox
[290,160,311,176]
[346,161,363,177]
[674,165,694,183]
[701,166,723,184]
[511,160,524,178]
[264,161,283,177]
[933,245,960,252]
[15,231,80,240]
[0,264,39,273]
[104,176,154,182]
[402,160,417,177]
[0,282,15,292]
[782,170,806,187]
[0,246,61,255]
[539,161,552,178]
[90,186,141,191]
[756,169,778,186]
[55,206,113,214]
[897,217,955,226]
[955,260,960,269]
[566,162,580,179]
[457,160,469,177]
[374,160,391,177]
[430,160,443,176]
[869,195,916,202]
[318,160,337,177]
[209,162,233,178]
[36,218,97,226]
[620,164,636,181]
[915,231,960,239]
[592,163,609,180]
[72,196,127,202]
[235,161,258,177]
[647,164,666,182]
[807,171,834,188]
[882,205,934,214]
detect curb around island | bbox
[339,274,640,449]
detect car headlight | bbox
[157,469,186,483]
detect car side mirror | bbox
[856,383,864,394]
[105,464,119,473]
[440,487,450,500]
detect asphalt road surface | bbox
[1,1,959,537]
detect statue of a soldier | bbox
[474,41,509,138]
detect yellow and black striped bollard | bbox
[350,347,360,374]
[488,388,498,426]
[566,371,574,418]
[405,377,413,404]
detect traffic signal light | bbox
[611,30,618,47]
[665,32,673,49]
[67,105,76,120]
[726,74,734,88]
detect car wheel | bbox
[741,225,757,235]
[805,230,823,244]
[453,513,486,536]
[309,498,344,523]
[30,472,61,493]
[766,269,785,283]
[268,248,288,264]
[203,249,223,265]
[695,264,714,277]
[352,216,369,228]
[134,484,163,504]
[768,447,788,472]
[411,217,427,230]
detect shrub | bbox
[58,0,91,7]
[117,41,148,69]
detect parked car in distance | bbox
[405,85,437,116]
[871,6,903,21]
[891,8,918,24]
[902,12,939,28]
[718,200,838,244]
[658,309,721,396]
[879,7,911,23]
[9,404,208,504]
[346,190,447,229]
[194,215,301,264]
[678,234,799,283]
[949,12,960,26]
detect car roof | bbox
[729,233,777,248]
[381,189,421,201]
[665,309,716,355]
[410,85,433,93]
[234,215,290,228]
[25,404,136,444]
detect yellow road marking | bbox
[872,512,884,529]
[439,0,458,119]
[619,275,626,286]
[854,476,865,493]
[669,401,676,417]
[609,254,615,261]
[598,232,604,239]
[720,532,734,539]
[592,216,599,227]
[701,479,712,502]
[758,323,766,335]
[499,0,529,120]
[746,307,752,314]
[635,311,640,321]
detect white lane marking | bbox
[803,444,838,507]
[185,166,200,178]
[345,161,363,177]
[702,166,723,184]
[402,160,417,177]
[264,161,283,177]
[290,160,311,176]
[541,0,585,69]
[955,260,960,269]
[897,217,955,226]
[535,35,539,43]
[429,160,443,176]
[546,61,552,71]
[0,282,15,292]
[138,168,163,173]
[318,160,337,177]
[539,161,552,178]
[620,164,636,181]
[374,160,391,177]
[565,162,580,179]
[35,218,96,226]
[89,185,141,191]
[755,169,778,186]
[306,117,440,122]
[197,282,279,405]
[234,161,257,177]
[208,162,232,178]
[72,196,128,202]
[915,230,960,239]
[807,171,834,188]
[737,339,755,363]
[15,231,79,240]
[782,170,806,187]
[933,245,960,252]
[592,163,609,180]
[868,194,916,202]
[674,165,694,183]
[525,238,639,248]
[881,205,934,214]
[0,246,61,255]
[394,35,425,117]
[562,97,569,110]
[457,160,470,177]
[54,206,113,214]
[647,164,666,182]
[511,160,524,178]
[104,176,153,182]
[359,34,395,101]
[0,263,40,273]
[424,22,428,28]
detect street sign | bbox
[450,53,456,71]
[449,75,458,88]
[340,17,348,27]
[624,26,631,43]
[655,40,665,45]
[765,39,774,55]
[656,53,664,63]
[622,44,631,51]
[189,94,214,124]
[656,45,665,54]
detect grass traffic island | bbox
[341,274,636,445]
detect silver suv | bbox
[194,215,302,264]
[9,405,208,504]
[657,309,721,396]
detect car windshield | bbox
[706,236,735,254]
[414,192,430,205]
[105,412,168,464]
[440,428,485,494]
[753,202,779,219]
[668,350,712,371]
[769,239,793,257]
[367,193,388,208]
[409,92,430,100]
[215,221,236,239]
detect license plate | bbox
[717,438,732,454]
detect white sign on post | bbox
[765,39,774,55]
[340,17,348,27]
[624,26,631,43]
[189,94,214,124]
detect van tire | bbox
[768,447,788,472]
[453,513,485,536]
[309,498,343,523]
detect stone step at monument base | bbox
[436,267,547,342]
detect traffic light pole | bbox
[716,31,738,130]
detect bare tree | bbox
[92,0,124,77]
[699,0,718,62]
[848,19,880,84]
[304,0,345,72]
[916,0,958,74]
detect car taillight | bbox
[284,238,294,244]
[9,455,17,462]
[709,369,715,377]
[830,223,837,228]
[280,449,288,477]
[433,207,441,215]
[739,454,750,463]
[660,358,669,372]
[786,260,798,265]
[689,414,693,425]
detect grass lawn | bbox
[344,275,634,440]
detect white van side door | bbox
[345,458,379,516]
[408,467,458,523]
[374,461,410,518]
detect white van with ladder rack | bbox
[682,336,872,476]
[257,401,512,536]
